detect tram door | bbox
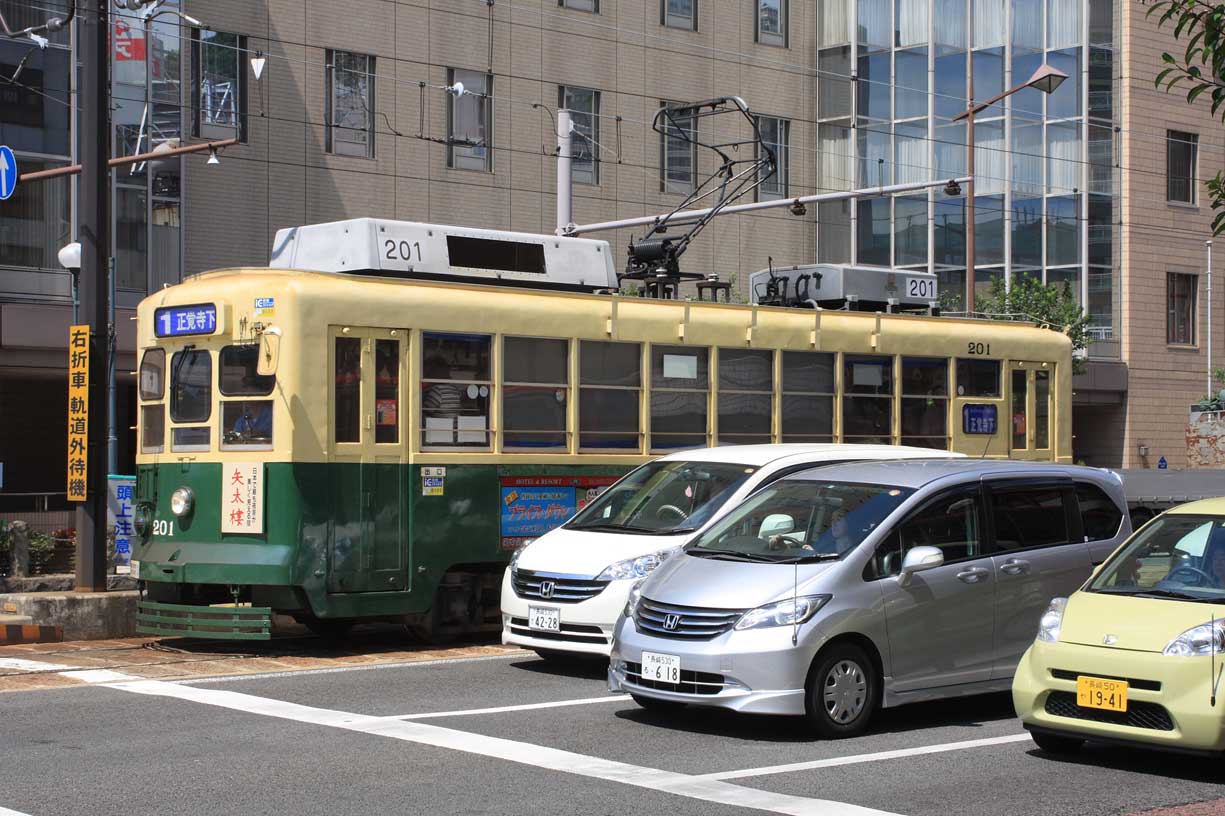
[328,327,409,593]
[1008,361,1054,461]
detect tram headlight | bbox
[170,487,195,518]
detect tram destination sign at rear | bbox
[155,303,218,337]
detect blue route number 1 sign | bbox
[0,146,17,201]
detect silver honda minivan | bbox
[609,459,1130,737]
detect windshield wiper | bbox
[687,548,775,562]
[567,522,658,534]
[1111,587,1207,601]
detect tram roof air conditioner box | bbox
[748,264,939,310]
[269,218,618,293]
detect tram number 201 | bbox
[384,239,423,264]
[967,342,992,355]
[152,519,174,536]
[907,278,936,299]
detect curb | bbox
[0,624,64,645]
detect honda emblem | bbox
[539,580,555,599]
[663,613,681,630]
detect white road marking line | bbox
[82,673,902,816]
[0,658,76,672]
[59,669,138,684]
[387,694,625,720]
[180,651,529,685]
[699,733,1034,781]
[0,806,35,816]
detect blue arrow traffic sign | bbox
[0,146,17,201]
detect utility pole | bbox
[76,0,111,592]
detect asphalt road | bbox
[2,649,1223,816]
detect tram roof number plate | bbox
[962,404,997,435]
[155,304,218,337]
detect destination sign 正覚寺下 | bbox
[155,304,218,337]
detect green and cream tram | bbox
[132,219,1072,640]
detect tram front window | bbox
[566,460,754,534]
[222,401,273,448]
[170,348,211,423]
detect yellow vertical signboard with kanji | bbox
[67,325,89,501]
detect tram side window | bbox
[139,349,166,454]
[219,345,275,395]
[781,351,834,442]
[842,355,892,443]
[222,401,273,449]
[139,349,165,400]
[375,340,399,444]
[956,358,1001,397]
[335,337,361,444]
[718,348,773,445]
[579,340,641,450]
[170,349,211,423]
[503,337,568,449]
[421,332,492,447]
[901,357,949,449]
[650,345,709,451]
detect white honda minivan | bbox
[501,444,964,659]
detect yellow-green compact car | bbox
[1014,498,1225,755]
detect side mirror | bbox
[759,514,795,538]
[898,545,944,587]
[257,327,281,376]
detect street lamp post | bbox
[953,63,1068,314]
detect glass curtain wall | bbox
[113,3,185,300]
[815,0,1120,354]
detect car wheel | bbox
[631,693,687,713]
[1030,730,1084,754]
[804,643,879,739]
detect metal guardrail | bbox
[135,602,274,641]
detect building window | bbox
[1168,272,1197,345]
[326,50,374,158]
[560,0,597,10]
[756,0,787,45]
[659,102,696,194]
[1167,130,1198,204]
[191,29,247,141]
[663,0,697,29]
[756,115,789,200]
[447,68,492,171]
[559,86,600,185]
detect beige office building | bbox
[0,0,1219,496]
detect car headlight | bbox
[624,582,644,618]
[508,540,533,571]
[734,595,831,631]
[169,487,194,518]
[1036,597,1067,643]
[1163,620,1225,656]
[597,547,681,581]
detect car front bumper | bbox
[607,614,810,716]
[499,568,632,657]
[1013,639,1225,753]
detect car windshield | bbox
[566,460,756,534]
[1089,514,1225,602]
[688,480,913,562]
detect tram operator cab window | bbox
[220,344,275,449]
[421,332,492,447]
[170,348,212,451]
